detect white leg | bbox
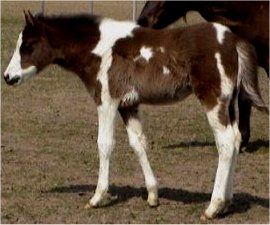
[228,97,241,201]
[203,107,239,219]
[119,108,158,206]
[126,117,158,206]
[225,122,241,201]
[88,101,119,207]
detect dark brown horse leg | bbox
[261,54,269,76]
[238,92,252,150]
[257,46,269,76]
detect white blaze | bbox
[4,32,37,85]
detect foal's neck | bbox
[45,15,101,80]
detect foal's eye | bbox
[21,42,35,54]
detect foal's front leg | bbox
[86,101,119,208]
[119,107,158,206]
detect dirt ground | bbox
[1,1,269,224]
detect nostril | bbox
[4,74,10,82]
[7,75,21,85]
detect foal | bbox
[4,12,267,219]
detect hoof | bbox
[200,212,211,221]
[147,189,159,207]
[87,193,118,208]
[240,140,248,152]
[84,203,96,209]
[204,199,232,219]
[147,197,159,207]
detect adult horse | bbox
[138,1,269,148]
[4,11,267,219]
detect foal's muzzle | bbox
[4,74,21,86]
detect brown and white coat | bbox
[4,12,267,219]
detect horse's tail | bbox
[236,40,269,114]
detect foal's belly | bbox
[139,85,192,105]
[119,84,192,107]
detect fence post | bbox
[41,0,45,14]
[89,0,93,14]
[133,0,137,21]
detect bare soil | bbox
[1,1,269,224]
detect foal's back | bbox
[108,22,238,108]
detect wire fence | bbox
[40,0,139,21]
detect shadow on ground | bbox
[46,184,269,217]
[163,139,269,153]
[244,139,269,153]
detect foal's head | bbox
[4,11,55,86]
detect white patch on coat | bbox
[133,46,153,62]
[122,88,139,105]
[4,32,37,85]
[133,55,140,62]
[158,47,165,53]
[92,19,138,56]
[92,18,139,103]
[215,52,233,96]
[162,66,170,75]
[213,23,230,45]
[95,50,113,104]
[139,46,153,62]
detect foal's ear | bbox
[23,10,35,26]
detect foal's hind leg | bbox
[202,97,240,219]
[119,107,158,206]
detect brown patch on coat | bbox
[108,23,238,110]
[118,106,139,125]
[218,96,230,126]
[93,80,102,105]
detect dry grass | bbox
[1,1,269,224]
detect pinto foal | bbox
[4,12,267,219]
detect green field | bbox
[1,1,269,223]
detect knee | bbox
[216,127,237,159]
[97,138,115,156]
[129,133,147,152]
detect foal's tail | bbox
[236,40,269,114]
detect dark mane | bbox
[35,13,101,27]
[32,13,102,43]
